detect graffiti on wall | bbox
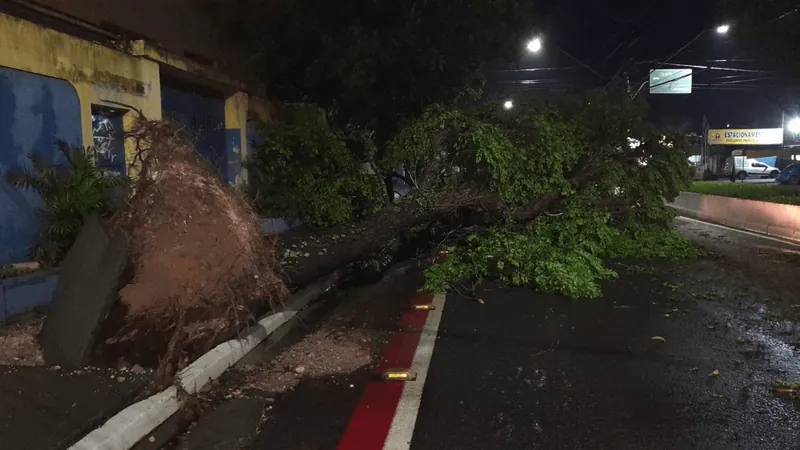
[91,107,126,175]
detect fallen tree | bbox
[82,91,695,380]
[258,91,699,296]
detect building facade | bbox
[0,3,270,263]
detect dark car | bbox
[776,163,800,185]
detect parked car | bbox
[776,163,800,185]
[730,157,781,180]
[390,165,413,201]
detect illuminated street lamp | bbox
[526,37,542,53]
[503,100,514,110]
[787,117,800,134]
[716,24,730,34]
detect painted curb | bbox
[669,192,800,243]
[70,388,180,450]
[69,268,347,450]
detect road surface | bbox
[173,218,800,449]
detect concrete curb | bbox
[69,268,348,450]
[669,192,800,244]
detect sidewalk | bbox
[0,364,150,450]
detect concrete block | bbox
[40,214,130,368]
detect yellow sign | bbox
[708,129,784,146]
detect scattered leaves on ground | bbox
[773,379,799,399]
[693,292,724,302]
[763,313,785,323]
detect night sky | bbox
[489,0,798,133]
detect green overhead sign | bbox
[649,69,692,94]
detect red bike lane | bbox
[337,292,446,450]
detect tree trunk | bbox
[279,188,563,288]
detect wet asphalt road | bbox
[411,224,800,450]
[175,219,800,450]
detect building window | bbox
[91,106,126,175]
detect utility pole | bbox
[701,114,709,179]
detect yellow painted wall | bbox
[0,13,266,184]
[225,92,249,185]
[0,12,161,175]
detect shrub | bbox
[247,106,386,227]
[6,142,127,266]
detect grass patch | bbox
[686,182,800,206]
[0,264,20,280]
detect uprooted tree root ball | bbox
[101,119,288,383]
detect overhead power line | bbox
[639,61,772,73]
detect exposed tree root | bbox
[98,119,288,383]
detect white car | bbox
[732,157,780,180]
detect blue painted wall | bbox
[0,68,82,264]
[0,270,59,323]
[224,129,242,184]
[161,86,229,182]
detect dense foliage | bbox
[395,93,699,298]
[5,143,127,265]
[248,106,386,226]
[425,210,620,298]
[247,91,698,298]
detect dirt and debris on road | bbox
[0,316,44,367]
[232,327,374,395]
[221,266,423,398]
